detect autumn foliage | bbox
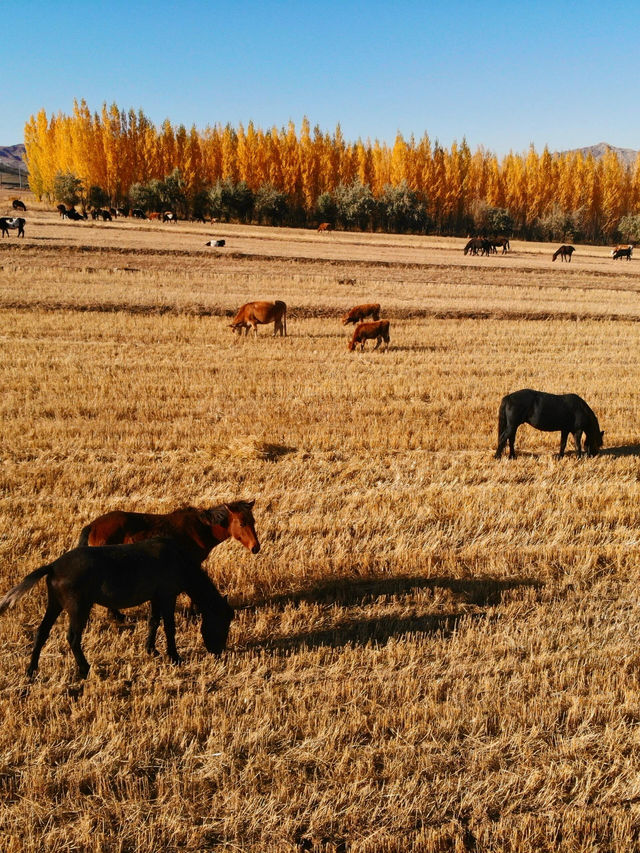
[24,100,640,241]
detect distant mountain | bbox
[0,143,26,173]
[558,142,638,168]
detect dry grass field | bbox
[2,190,640,851]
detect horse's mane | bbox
[167,501,254,529]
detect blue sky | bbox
[3,0,638,156]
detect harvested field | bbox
[1,191,640,851]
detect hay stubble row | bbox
[1,198,640,850]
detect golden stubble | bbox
[1,202,640,851]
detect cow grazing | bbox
[65,208,86,221]
[347,320,390,352]
[230,300,287,336]
[317,222,333,232]
[12,199,27,212]
[163,211,178,223]
[57,204,67,218]
[612,245,632,260]
[0,217,25,238]
[342,303,381,325]
[205,239,225,247]
[131,208,147,219]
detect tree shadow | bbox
[601,444,640,458]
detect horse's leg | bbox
[66,605,92,679]
[559,431,569,457]
[27,597,63,677]
[373,336,381,350]
[145,600,162,656]
[573,431,583,458]
[507,426,517,459]
[160,598,182,664]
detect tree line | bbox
[23,100,640,242]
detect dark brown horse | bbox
[0,538,234,679]
[552,245,575,262]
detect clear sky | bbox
[3,0,638,157]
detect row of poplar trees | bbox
[23,100,640,242]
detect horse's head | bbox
[201,594,234,654]
[586,429,604,457]
[226,500,260,553]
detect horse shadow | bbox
[601,444,640,458]
[238,573,541,653]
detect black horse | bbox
[0,538,233,679]
[12,199,27,211]
[495,389,604,459]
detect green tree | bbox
[379,182,429,233]
[87,185,110,209]
[617,214,640,243]
[334,181,376,230]
[53,171,83,206]
[254,184,288,225]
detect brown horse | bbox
[317,222,333,232]
[552,245,575,262]
[78,500,259,621]
[0,537,234,679]
[78,500,260,560]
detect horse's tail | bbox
[497,396,508,442]
[0,565,51,616]
[77,523,92,548]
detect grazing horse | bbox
[78,500,259,622]
[495,389,603,459]
[464,237,491,256]
[12,199,26,211]
[163,211,178,223]
[317,222,333,232]
[57,203,67,218]
[0,538,234,679]
[0,217,25,238]
[552,245,575,262]
[490,236,510,254]
[342,303,381,325]
[131,208,147,219]
[612,245,632,260]
[348,319,390,352]
[205,239,225,247]
[230,301,287,336]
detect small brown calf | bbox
[347,320,390,352]
[230,300,287,336]
[342,303,381,325]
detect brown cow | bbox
[342,303,381,325]
[317,222,333,232]
[347,320,390,352]
[230,300,287,336]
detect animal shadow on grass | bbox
[601,444,640,458]
[241,574,541,653]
